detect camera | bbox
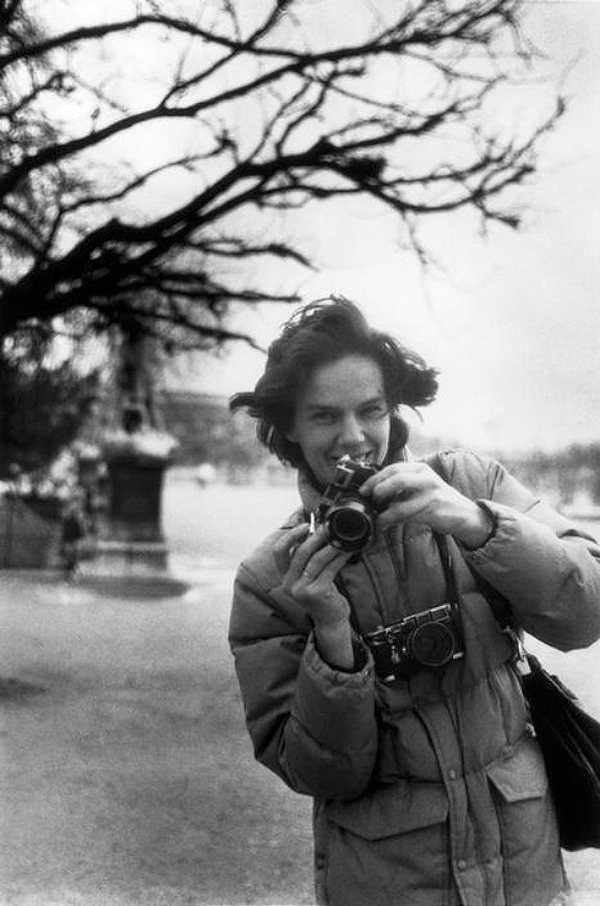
[316,456,380,553]
[364,604,464,683]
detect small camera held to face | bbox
[314,455,380,553]
[365,604,465,683]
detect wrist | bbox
[313,616,355,670]
[454,500,497,550]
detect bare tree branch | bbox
[0,0,565,347]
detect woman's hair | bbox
[229,296,439,468]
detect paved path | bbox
[0,566,314,906]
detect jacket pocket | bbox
[485,735,560,898]
[485,734,548,802]
[322,782,451,906]
[325,778,448,840]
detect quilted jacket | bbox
[229,450,600,906]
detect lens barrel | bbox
[410,621,455,668]
[325,499,374,552]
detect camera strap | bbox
[426,454,528,672]
[433,532,461,608]
[335,530,461,642]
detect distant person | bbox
[195,462,217,488]
[228,297,600,906]
[60,500,85,580]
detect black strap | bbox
[427,451,513,630]
[433,532,461,607]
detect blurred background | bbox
[2,0,600,526]
[2,2,600,904]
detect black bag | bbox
[521,652,600,850]
[481,584,600,850]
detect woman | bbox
[228,297,600,906]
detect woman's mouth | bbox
[330,451,373,467]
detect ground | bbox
[1,472,600,905]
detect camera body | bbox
[365,603,464,683]
[317,455,380,553]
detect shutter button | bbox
[457,860,467,871]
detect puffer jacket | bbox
[229,450,600,906]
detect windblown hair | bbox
[229,296,439,468]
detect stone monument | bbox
[81,329,181,588]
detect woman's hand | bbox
[274,523,353,625]
[273,523,356,668]
[360,461,495,548]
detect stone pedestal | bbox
[83,428,178,581]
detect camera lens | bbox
[410,622,455,668]
[327,501,373,552]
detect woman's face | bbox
[286,354,391,487]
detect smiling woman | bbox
[283,357,391,488]
[227,295,600,906]
[229,297,438,477]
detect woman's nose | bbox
[338,413,365,445]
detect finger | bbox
[359,467,390,496]
[312,548,353,583]
[291,549,353,601]
[360,463,415,496]
[375,463,439,503]
[286,529,335,582]
[377,492,429,529]
[370,473,416,505]
[297,543,351,582]
[273,523,310,574]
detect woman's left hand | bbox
[359,461,494,548]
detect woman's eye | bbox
[361,404,386,419]
[311,411,336,425]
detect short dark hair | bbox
[229,296,438,468]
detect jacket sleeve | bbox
[443,450,600,651]
[229,560,378,801]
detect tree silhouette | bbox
[1,0,564,348]
[0,333,99,481]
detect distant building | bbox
[158,390,230,465]
[157,390,284,481]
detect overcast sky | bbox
[170,0,600,456]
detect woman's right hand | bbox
[273,523,352,627]
[273,523,356,669]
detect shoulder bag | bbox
[486,588,600,851]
